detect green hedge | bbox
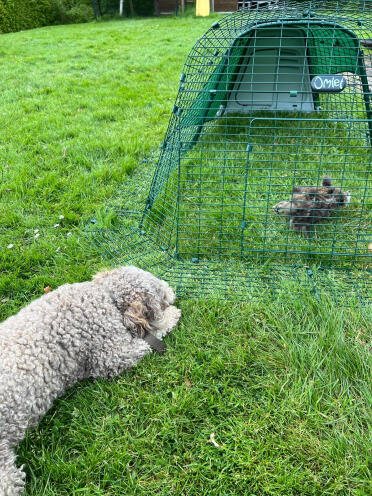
[0,0,94,34]
[0,0,55,33]
[0,0,154,34]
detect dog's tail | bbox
[0,440,25,496]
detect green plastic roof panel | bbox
[181,21,364,129]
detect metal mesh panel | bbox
[89,0,372,305]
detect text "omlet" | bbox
[311,75,347,93]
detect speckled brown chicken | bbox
[272,176,351,236]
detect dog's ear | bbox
[122,301,152,338]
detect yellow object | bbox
[196,0,210,17]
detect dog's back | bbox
[0,281,106,446]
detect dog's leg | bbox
[86,333,153,380]
[0,441,25,496]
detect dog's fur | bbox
[0,266,181,496]
[272,175,351,236]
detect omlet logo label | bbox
[311,75,347,93]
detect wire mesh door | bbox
[241,116,371,264]
[175,114,371,264]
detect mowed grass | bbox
[0,13,218,316]
[0,14,371,496]
[19,299,372,496]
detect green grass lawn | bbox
[0,14,371,496]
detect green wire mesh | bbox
[88,0,372,305]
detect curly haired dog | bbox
[0,266,181,496]
[272,175,351,236]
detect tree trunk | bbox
[128,0,135,16]
[154,0,160,15]
[119,0,124,15]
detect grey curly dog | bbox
[0,266,181,495]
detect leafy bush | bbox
[51,0,95,24]
[94,0,154,17]
[134,0,154,16]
